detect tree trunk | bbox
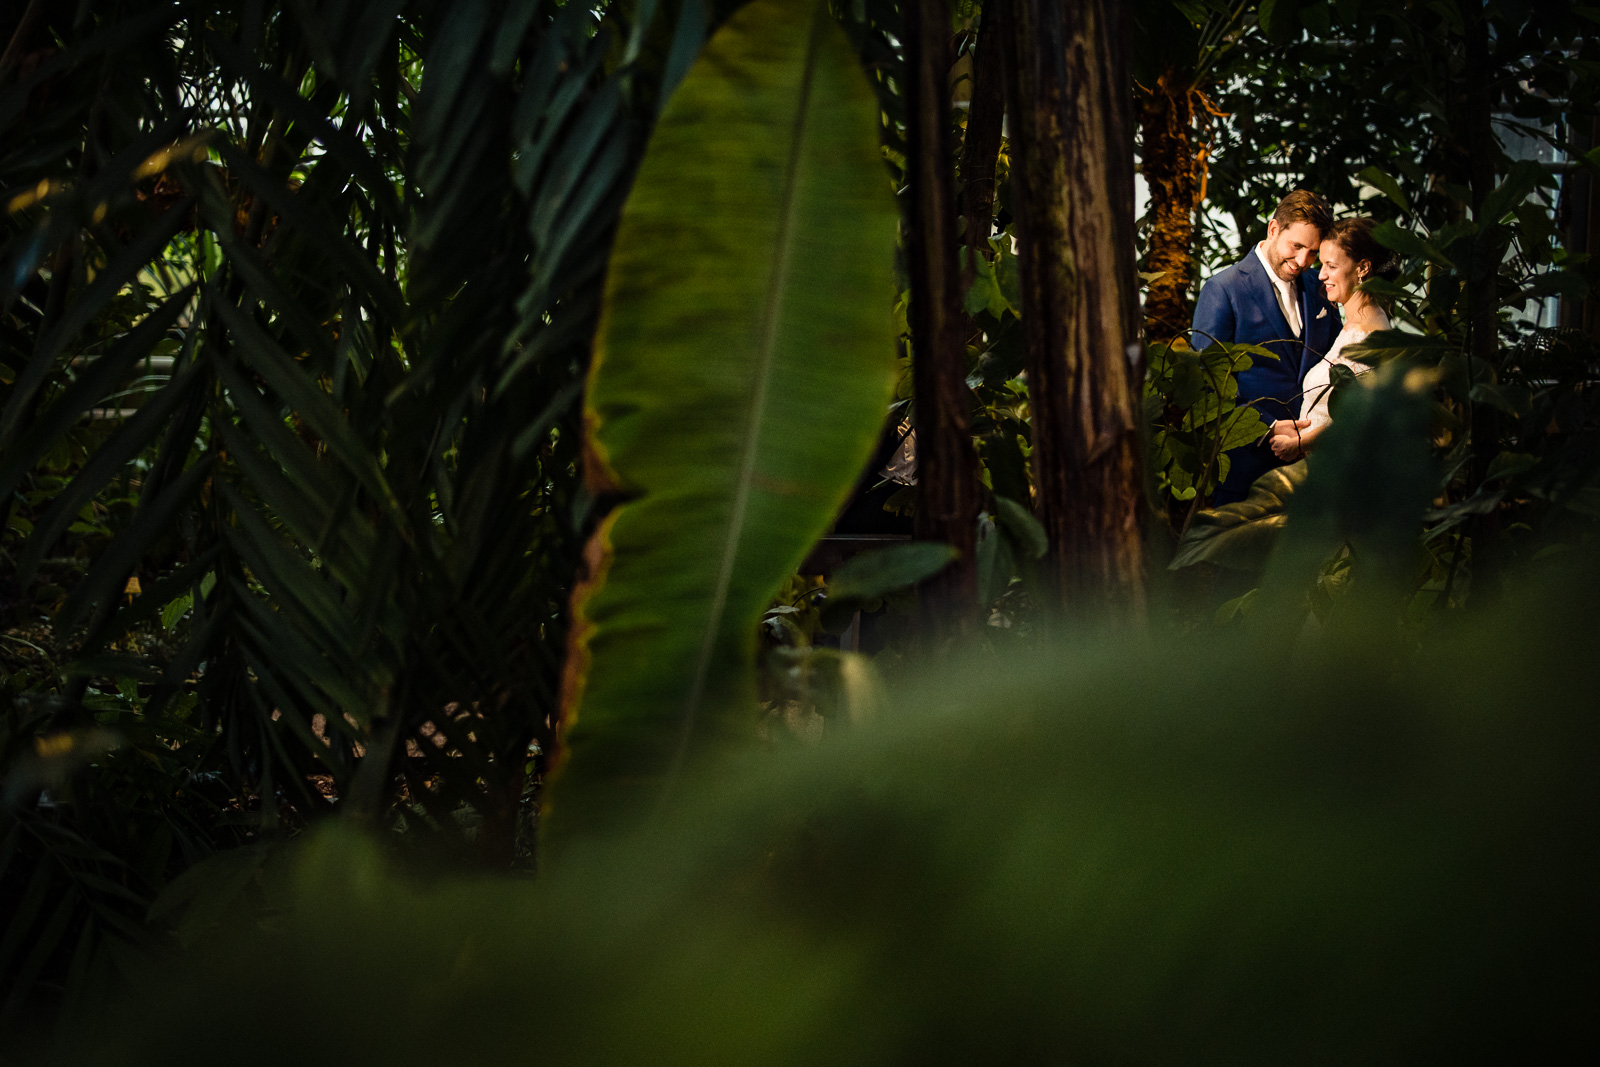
[1461,0,1502,605]
[1138,63,1201,344]
[999,0,1145,619]
[959,2,1006,266]
[904,0,980,627]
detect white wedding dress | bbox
[1301,309,1389,427]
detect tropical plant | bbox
[1,0,716,1023]
[551,0,901,838]
[1133,0,1257,341]
[1145,336,1276,530]
[50,377,1600,1066]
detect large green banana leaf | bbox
[553,0,899,833]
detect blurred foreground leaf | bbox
[60,560,1600,1066]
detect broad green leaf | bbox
[1484,450,1537,483]
[660,0,709,101]
[1214,587,1258,625]
[1354,277,1415,307]
[1510,269,1589,305]
[160,594,193,631]
[553,0,899,832]
[1480,160,1554,225]
[1158,347,1206,408]
[976,515,1015,607]
[1372,221,1452,269]
[1355,165,1410,214]
[1258,0,1303,43]
[1342,329,1458,365]
[1170,461,1306,572]
[829,542,959,603]
[1468,381,1525,419]
[994,496,1048,560]
[1216,406,1271,454]
[1301,3,1333,35]
[1196,339,1278,367]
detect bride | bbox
[1269,217,1397,460]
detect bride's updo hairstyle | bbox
[1327,217,1401,286]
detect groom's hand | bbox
[1269,419,1313,461]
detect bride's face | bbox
[1318,240,1364,306]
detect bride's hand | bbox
[1270,418,1313,460]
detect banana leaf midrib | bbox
[664,3,829,795]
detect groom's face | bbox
[1263,219,1322,283]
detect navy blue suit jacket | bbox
[1191,248,1341,504]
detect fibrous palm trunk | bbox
[1138,63,1203,344]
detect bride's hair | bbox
[1327,217,1401,285]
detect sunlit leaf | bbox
[1171,461,1305,572]
[553,0,900,834]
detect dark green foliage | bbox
[826,541,959,604]
[1198,1,1600,263]
[1146,338,1277,518]
[34,358,1595,1066]
[1,0,711,1024]
[50,515,1600,1064]
[5,0,1599,1053]
[1172,458,1302,570]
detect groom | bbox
[1191,190,1340,505]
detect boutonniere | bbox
[1315,308,1328,320]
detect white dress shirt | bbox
[1254,242,1302,338]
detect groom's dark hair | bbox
[1271,189,1333,234]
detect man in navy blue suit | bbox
[1191,190,1341,505]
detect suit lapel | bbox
[1239,249,1294,347]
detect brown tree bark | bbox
[998,0,1146,619]
[958,3,1006,266]
[1138,64,1202,344]
[905,0,980,626]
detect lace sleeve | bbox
[1326,328,1372,372]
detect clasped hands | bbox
[1268,418,1313,461]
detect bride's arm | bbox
[1297,418,1333,451]
[1269,417,1332,460]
